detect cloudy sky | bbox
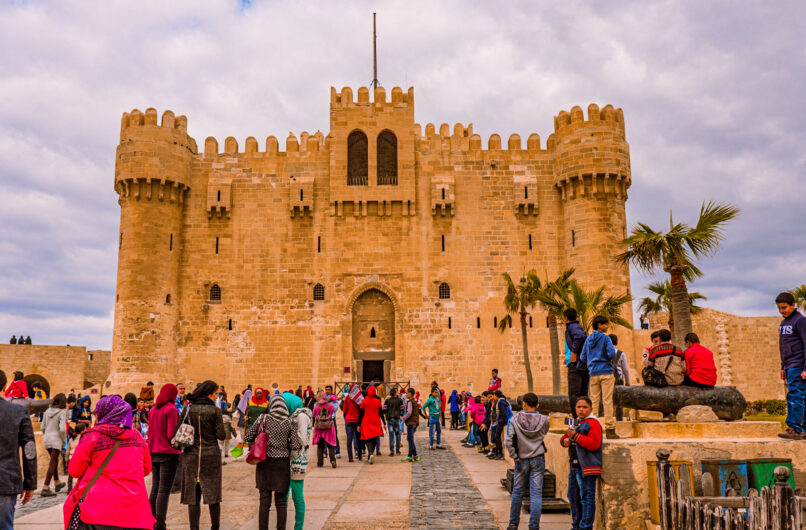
[1,1,804,349]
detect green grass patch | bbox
[744,413,786,427]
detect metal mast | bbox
[371,13,379,89]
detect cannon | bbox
[534,385,747,421]
[10,398,52,415]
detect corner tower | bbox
[551,104,632,310]
[108,108,195,393]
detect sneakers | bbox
[429,445,434,450]
[402,456,413,462]
[368,454,374,465]
[413,456,420,461]
[331,460,337,468]
[436,445,446,450]
[40,488,56,497]
[335,454,341,459]
[349,458,354,463]
[54,481,65,492]
[389,452,395,456]
[778,428,801,440]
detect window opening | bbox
[438,282,451,299]
[300,189,304,202]
[370,327,376,338]
[572,230,576,247]
[441,188,445,200]
[217,189,221,201]
[524,187,528,199]
[228,319,232,330]
[529,316,533,328]
[215,237,219,254]
[376,130,398,185]
[165,294,171,304]
[528,234,532,250]
[494,316,498,328]
[313,283,325,301]
[476,317,481,329]
[448,317,452,329]
[441,235,445,252]
[210,284,221,301]
[88,354,93,361]
[169,233,173,251]
[347,130,368,186]
[317,236,321,253]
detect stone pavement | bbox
[15,417,571,529]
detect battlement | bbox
[119,108,197,153]
[202,131,328,157]
[552,103,625,138]
[330,86,413,107]
[415,123,543,154]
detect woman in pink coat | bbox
[312,391,337,468]
[64,394,154,529]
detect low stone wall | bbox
[545,424,804,530]
[0,345,87,395]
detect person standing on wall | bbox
[179,380,227,530]
[580,316,618,439]
[682,333,718,390]
[776,292,806,440]
[148,384,182,530]
[564,309,589,417]
[608,334,630,422]
[488,369,502,392]
[0,369,36,528]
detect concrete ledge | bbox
[616,420,782,440]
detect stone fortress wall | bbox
[106,85,633,395]
[0,345,110,396]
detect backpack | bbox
[612,349,624,385]
[314,405,333,430]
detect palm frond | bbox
[684,201,740,258]
[497,314,513,334]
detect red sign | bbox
[344,367,351,374]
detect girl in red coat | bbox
[359,386,385,464]
[4,371,28,399]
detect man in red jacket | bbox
[682,333,718,389]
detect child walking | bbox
[402,388,420,462]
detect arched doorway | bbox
[352,289,395,383]
[23,374,50,398]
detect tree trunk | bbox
[669,267,693,347]
[547,314,561,394]
[520,310,534,393]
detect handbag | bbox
[67,439,121,530]
[171,404,195,450]
[246,416,268,465]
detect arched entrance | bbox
[23,374,50,398]
[352,288,395,383]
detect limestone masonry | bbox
[107,85,633,395]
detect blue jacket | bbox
[449,390,460,412]
[562,417,602,476]
[780,310,806,371]
[580,330,616,377]
[565,320,587,369]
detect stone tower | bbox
[107,108,195,393]
[552,104,632,311]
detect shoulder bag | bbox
[172,404,195,450]
[67,439,122,530]
[246,415,268,465]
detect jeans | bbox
[785,367,806,433]
[589,374,615,430]
[317,439,336,466]
[388,420,402,452]
[573,468,597,530]
[567,365,589,418]
[428,417,441,446]
[150,453,179,530]
[568,468,582,529]
[259,489,288,530]
[345,422,362,459]
[406,425,418,457]
[44,447,61,486]
[509,455,545,529]
[285,479,304,530]
[0,495,15,530]
[467,423,476,445]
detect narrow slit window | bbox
[228,319,232,330]
[528,234,532,250]
[217,189,221,201]
[494,316,498,328]
[165,294,171,304]
[169,233,173,251]
[448,317,452,329]
[313,283,325,301]
[441,235,445,252]
[572,230,576,247]
[524,187,528,199]
[442,188,445,200]
[215,237,219,254]
[300,189,304,202]
[317,236,321,253]
[370,327,376,338]
[210,284,221,301]
[476,317,481,329]
[529,316,533,328]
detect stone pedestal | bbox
[544,421,795,529]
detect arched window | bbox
[210,284,221,301]
[377,130,397,185]
[438,282,451,299]
[347,130,368,186]
[313,283,325,301]
[165,294,171,304]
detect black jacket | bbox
[0,398,36,494]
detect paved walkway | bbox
[15,418,571,529]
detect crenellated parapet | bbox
[116,108,194,203]
[415,124,545,156]
[551,103,631,201]
[202,130,328,158]
[330,86,413,107]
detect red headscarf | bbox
[366,385,377,399]
[251,387,268,405]
[155,383,178,409]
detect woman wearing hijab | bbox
[246,388,268,432]
[40,393,67,497]
[282,391,311,530]
[179,380,226,530]
[359,385,385,464]
[449,390,461,430]
[244,394,302,530]
[63,395,154,529]
[312,391,337,468]
[147,384,181,530]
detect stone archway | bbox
[351,288,395,383]
[23,374,50,398]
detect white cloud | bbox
[1,0,804,348]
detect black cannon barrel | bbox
[535,385,747,421]
[12,398,53,414]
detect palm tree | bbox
[540,280,633,332]
[498,270,541,393]
[636,280,707,332]
[616,201,739,346]
[536,268,576,394]
[790,285,806,312]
